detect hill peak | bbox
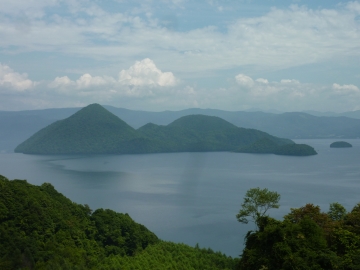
[168,114,237,131]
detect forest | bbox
[1,175,360,269]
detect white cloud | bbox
[235,74,254,88]
[333,83,360,95]
[1,2,360,74]
[0,63,34,91]
[48,76,74,88]
[76,74,115,89]
[280,79,300,84]
[256,78,269,84]
[119,58,177,87]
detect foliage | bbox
[0,175,237,269]
[15,104,298,155]
[238,199,360,270]
[99,242,239,270]
[328,202,347,221]
[236,187,280,229]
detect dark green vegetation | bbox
[15,104,314,156]
[0,175,238,269]
[237,188,360,270]
[3,106,360,152]
[236,138,317,156]
[330,141,353,148]
[236,187,280,229]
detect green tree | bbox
[328,202,347,221]
[236,187,280,229]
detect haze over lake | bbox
[1,139,360,257]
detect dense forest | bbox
[1,175,360,269]
[0,175,238,269]
[14,104,316,156]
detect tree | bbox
[236,187,280,229]
[328,202,347,221]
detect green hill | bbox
[0,175,238,269]
[138,114,295,153]
[330,141,352,148]
[15,104,316,156]
[14,104,139,154]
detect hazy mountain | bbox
[303,110,360,119]
[15,104,295,155]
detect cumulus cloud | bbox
[47,58,178,99]
[0,63,34,91]
[119,58,177,87]
[333,83,360,95]
[235,74,254,88]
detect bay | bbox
[1,139,360,257]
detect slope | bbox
[14,104,139,154]
[138,114,294,153]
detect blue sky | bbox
[0,0,360,112]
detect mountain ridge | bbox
[15,104,303,155]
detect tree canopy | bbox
[236,187,280,229]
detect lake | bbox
[1,139,360,257]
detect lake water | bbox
[1,139,360,257]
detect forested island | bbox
[330,141,353,148]
[236,137,317,156]
[1,175,360,269]
[15,104,316,156]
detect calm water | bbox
[1,139,360,257]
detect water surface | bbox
[1,139,359,257]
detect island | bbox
[236,138,317,156]
[15,104,317,156]
[330,141,352,148]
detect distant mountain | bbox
[2,105,360,152]
[304,110,360,119]
[15,104,300,155]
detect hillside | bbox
[138,115,294,153]
[0,175,238,269]
[2,106,360,152]
[14,104,140,154]
[15,104,304,155]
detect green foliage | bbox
[15,104,297,155]
[328,203,347,221]
[0,175,237,269]
[238,198,360,270]
[236,187,280,229]
[330,141,353,148]
[98,242,239,270]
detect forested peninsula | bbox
[15,104,316,156]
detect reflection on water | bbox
[0,139,360,257]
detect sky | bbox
[0,0,360,112]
